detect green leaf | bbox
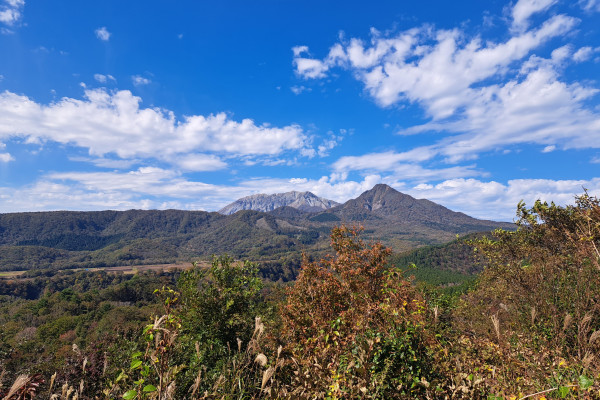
[579,375,594,390]
[123,390,137,400]
[130,360,143,370]
[115,371,126,382]
[557,386,570,398]
[143,385,157,392]
[132,351,143,358]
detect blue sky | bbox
[0,0,599,220]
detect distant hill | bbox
[0,184,513,280]
[219,191,339,214]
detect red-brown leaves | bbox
[278,226,427,396]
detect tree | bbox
[174,256,266,396]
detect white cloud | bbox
[2,168,598,222]
[542,145,556,152]
[0,168,381,213]
[0,88,310,166]
[95,27,111,41]
[174,154,227,171]
[408,177,600,221]
[68,156,138,169]
[290,85,311,95]
[333,150,483,182]
[317,136,340,157]
[294,57,329,79]
[295,14,576,113]
[292,46,330,79]
[291,4,600,163]
[511,0,558,32]
[50,170,385,211]
[0,0,24,26]
[573,46,596,62]
[404,63,600,162]
[333,149,436,172]
[579,0,600,12]
[0,152,13,162]
[132,75,151,86]
[94,74,116,83]
[292,45,309,57]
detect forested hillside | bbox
[0,185,512,280]
[0,195,598,399]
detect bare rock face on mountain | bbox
[218,191,339,215]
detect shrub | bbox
[279,226,436,398]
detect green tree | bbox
[175,255,266,395]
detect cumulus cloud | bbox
[0,168,382,213]
[95,26,111,41]
[0,88,309,165]
[2,168,598,221]
[0,0,24,26]
[292,46,330,79]
[573,46,597,62]
[408,177,600,220]
[0,152,14,162]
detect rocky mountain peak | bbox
[218,191,339,215]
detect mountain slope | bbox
[219,191,339,214]
[0,184,513,276]
[329,184,511,228]
[314,184,513,251]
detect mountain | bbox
[0,184,513,279]
[332,184,507,227]
[312,184,513,250]
[219,191,339,215]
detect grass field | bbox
[0,270,26,278]
[0,261,212,280]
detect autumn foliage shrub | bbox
[453,193,600,397]
[279,226,436,398]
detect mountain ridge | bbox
[0,184,513,279]
[219,191,339,215]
